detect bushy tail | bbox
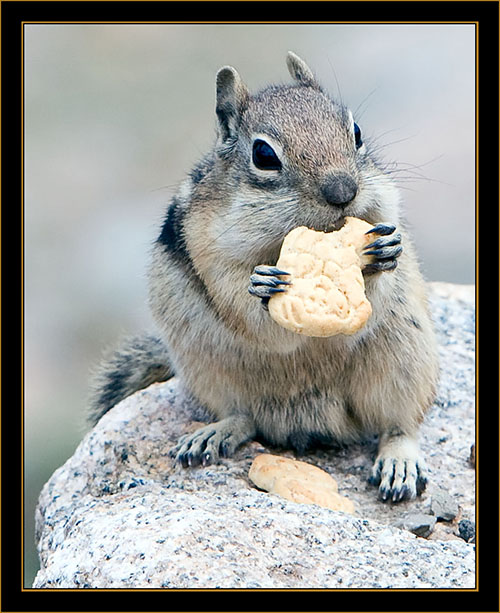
[88,333,174,427]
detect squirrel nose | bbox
[320,172,358,207]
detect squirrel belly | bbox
[90,52,439,503]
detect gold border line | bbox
[20,15,23,598]
[21,19,479,23]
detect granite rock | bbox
[394,513,437,538]
[33,282,475,589]
[458,520,476,543]
[430,487,460,522]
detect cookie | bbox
[249,454,355,514]
[268,217,373,337]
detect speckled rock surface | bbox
[33,282,475,589]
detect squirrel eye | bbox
[252,139,282,170]
[354,122,363,149]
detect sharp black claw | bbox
[364,245,403,259]
[201,451,212,466]
[416,474,428,496]
[364,248,385,257]
[393,485,409,502]
[254,265,290,276]
[249,274,291,288]
[379,487,391,502]
[365,234,402,250]
[249,285,286,296]
[366,223,396,236]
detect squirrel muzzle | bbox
[320,171,358,207]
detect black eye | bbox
[252,139,282,170]
[354,122,363,149]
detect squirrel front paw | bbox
[248,265,290,309]
[362,223,402,274]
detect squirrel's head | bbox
[210,52,399,260]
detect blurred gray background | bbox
[25,23,475,586]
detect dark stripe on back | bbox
[156,194,222,318]
[157,196,188,260]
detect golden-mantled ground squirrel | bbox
[89,53,439,502]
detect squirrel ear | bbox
[286,51,318,87]
[215,66,249,145]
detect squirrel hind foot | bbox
[169,415,256,467]
[369,433,428,503]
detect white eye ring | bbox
[250,134,284,174]
[353,122,363,149]
[348,110,365,152]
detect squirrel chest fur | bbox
[90,53,439,503]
